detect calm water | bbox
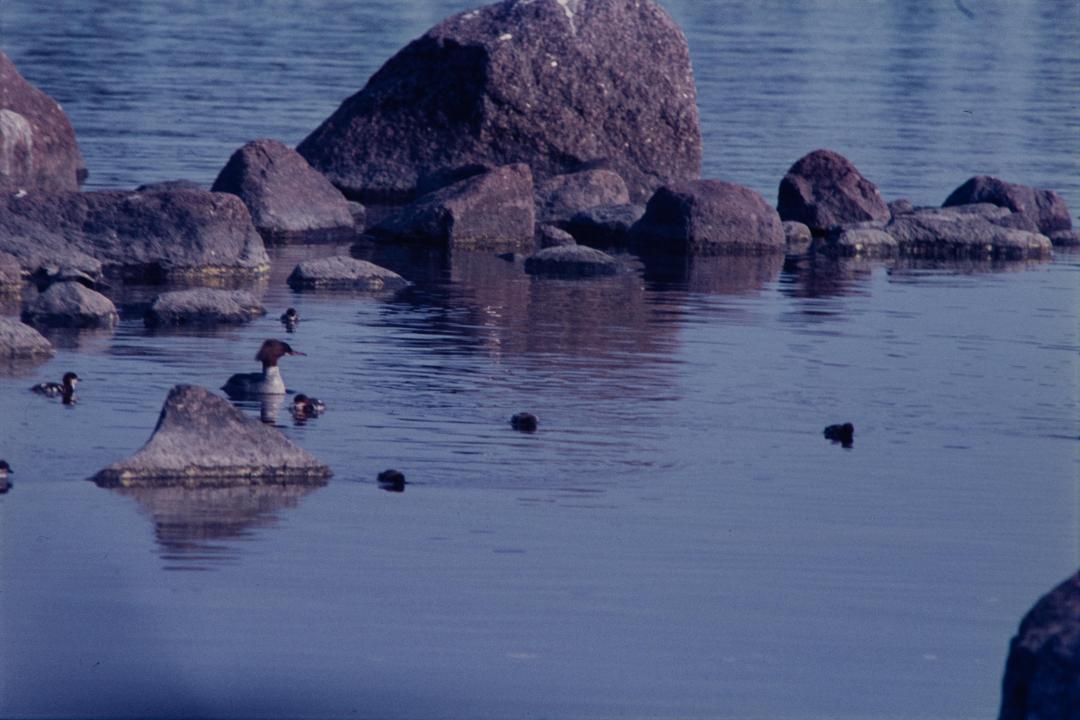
[2,2,1079,718]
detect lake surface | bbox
[1,1,1079,718]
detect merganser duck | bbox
[291,393,325,420]
[0,460,11,494]
[280,308,299,331]
[222,339,304,396]
[510,412,538,432]
[31,372,79,404]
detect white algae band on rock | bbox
[92,385,332,488]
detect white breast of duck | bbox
[222,339,303,397]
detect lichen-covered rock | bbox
[535,168,630,224]
[0,250,22,292]
[297,0,701,204]
[287,255,411,291]
[22,281,118,328]
[0,316,54,359]
[999,570,1080,720]
[815,225,898,258]
[537,224,576,249]
[0,188,269,280]
[630,180,784,255]
[524,244,619,278]
[777,149,890,234]
[370,164,535,251]
[562,203,645,248]
[885,205,1051,259]
[0,51,87,192]
[145,289,266,327]
[944,175,1072,236]
[211,139,356,241]
[92,384,332,488]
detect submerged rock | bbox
[287,255,411,291]
[211,138,356,242]
[944,175,1072,236]
[535,168,630,224]
[524,244,620,278]
[0,316,54,359]
[562,203,645,248]
[22,281,118,328]
[630,180,784,255]
[296,0,701,203]
[999,570,1080,720]
[0,188,269,280]
[777,149,890,235]
[145,288,266,327]
[92,384,332,488]
[0,50,87,192]
[370,164,535,251]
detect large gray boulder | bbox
[0,188,270,280]
[535,168,630,224]
[211,139,356,241]
[944,175,1072,236]
[630,180,785,255]
[885,205,1051,259]
[370,164,535,251]
[0,316,54,359]
[92,385,332,488]
[22,281,118,328]
[296,0,701,204]
[777,149,890,234]
[145,289,266,327]
[524,244,620,278]
[999,570,1080,720]
[287,255,411,291]
[0,51,86,192]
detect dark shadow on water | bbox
[112,483,322,571]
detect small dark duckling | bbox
[291,393,325,420]
[510,412,539,432]
[377,469,406,492]
[0,460,12,494]
[31,372,79,404]
[823,422,855,448]
[280,307,299,331]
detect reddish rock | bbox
[777,149,890,234]
[943,175,1072,235]
[0,51,86,192]
[211,139,355,241]
[370,164,535,251]
[630,180,784,255]
[1000,571,1080,720]
[297,0,701,204]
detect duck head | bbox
[255,339,305,368]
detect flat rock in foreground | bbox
[999,570,1080,720]
[0,316,54,359]
[92,385,332,488]
[287,255,411,291]
[145,288,266,327]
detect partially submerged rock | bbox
[211,138,356,242]
[524,244,620,278]
[630,180,784,255]
[145,288,266,327]
[816,225,898,258]
[537,224,576,249]
[0,51,87,192]
[22,281,118,328]
[944,175,1072,236]
[0,188,270,280]
[370,164,535,251]
[0,316,54,359]
[777,149,890,235]
[297,0,701,203]
[287,255,411,291]
[535,168,630,224]
[92,384,332,488]
[562,203,645,248]
[999,570,1080,720]
[782,221,812,253]
[885,205,1051,259]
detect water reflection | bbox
[113,483,321,571]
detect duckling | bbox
[377,469,406,492]
[280,307,299,331]
[223,340,304,396]
[510,412,539,432]
[291,393,325,420]
[823,422,855,447]
[31,372,79,404]
[0,460,11,494]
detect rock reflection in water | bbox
[641,253,783,294]
[113,483,320,570]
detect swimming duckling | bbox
[823,422,855,447]
[280,308,299,331]
[377,469,406,492]
[31,372,79,404]
[510,412,539,432]
[223,339,305,396]
[291,393,325,420]
[0,460,11,494]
